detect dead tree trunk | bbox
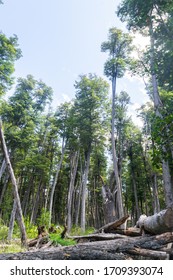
[136,207,173,235]
[0,122,27,246]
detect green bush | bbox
[24,217,37,239]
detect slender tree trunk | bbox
[49,139,66,226]
[129,145,140,220]
[152,173,160,213]
[0,173,9,206]
[0,158,6,180]
[111,76,124,219]
[149,18,173,207]
[67,150,79,233]
[0,122,27,246]
[80,147,91,232]
[7,199,17,241]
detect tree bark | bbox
[49,139,66,225]
[0,173,9,206]
[111,76,124,219]
[136,208,173,235]
[0,122,27,246]
[0,158,6,180]
[95,215,129,233]
[129,145,140,219]
[152,173,160,213]
[80,147,91,232]
[7,199,17,241]
[67,151,79,233]
[102,183,116,223]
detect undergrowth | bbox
[49,234,76,246]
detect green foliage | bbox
[49,233,76,246]
[0,33,21,95]
[24,217,37,239]
[37,208,51,230]
[70,226,95,236]
[0,219,8,241]
[101,27,133,80]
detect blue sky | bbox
[0,0,149,123]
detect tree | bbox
[0,122,27,246]
[49,102,73,225]
[0,75,53,226]
[74,74,109,231]
[117,0,173,207]
[101,28,133,219]
[0,33,21,96]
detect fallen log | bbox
[137,208,173,235]
[1,232,172,260]
[107,227,141,237]
[71,233,128,243]
[95,215,129,233]
[127,248,169,260]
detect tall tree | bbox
[117,0,173,207]
[101,28,133,219]
[74,74,109,231]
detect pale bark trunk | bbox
[67,150,79,233]
[0,122,27,246]
[49,139,66,225]
[0,158,6,180]
[137,208,173,235]
[152,173,160,213]
[102,184,116,223]
[111,76,124,219]
[80,148,91,232]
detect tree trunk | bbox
[0,122,27,246]
[7,199,17,241]
[136,208,173,235]
[0,158,6,180]
[0,173,9,206]
[129,145,140,220]
[152,173,160,213]
[111,76,124,219]
[101,183,116,223]
[80,147,91,232]
[95,215,129,233]
[67,150,79,233]
[49,139,66,225]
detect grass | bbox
[49,234,76,246]
[0,240,26,254]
